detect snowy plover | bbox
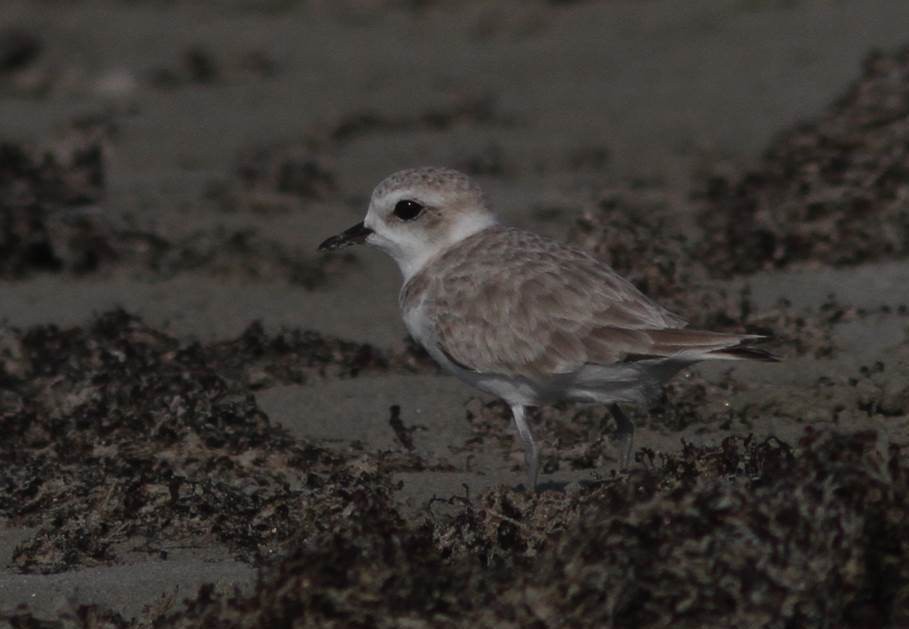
[319,167,776,490]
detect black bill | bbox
[318,221,373,251]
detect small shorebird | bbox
[319,167,776,490]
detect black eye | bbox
[393,199,424,221]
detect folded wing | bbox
[412,227,748,381]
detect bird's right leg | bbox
[610,403,634,469]
[510,404,539,491]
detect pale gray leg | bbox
[511,405,539,491]
[610,403,634,469]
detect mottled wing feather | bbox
[402,226,691,381]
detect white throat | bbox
[391,213,498,282]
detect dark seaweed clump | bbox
[697,46,909,275]
[526,432,907,628]
[0,310,409,574]
[143,431,909,628]
[0,135,109,276]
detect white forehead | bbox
[370,167,485,208]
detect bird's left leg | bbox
[510,404,539,491]
[610,403,635,469]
